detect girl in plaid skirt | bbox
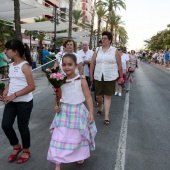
[47,53,97,170]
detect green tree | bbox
[117,26,128,46]
[97,0,126,30]
[72,10,82,25]
[96,5,107,43]
[0,20,15,48]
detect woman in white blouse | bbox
[52,39,83,75]
[90,31,123,125]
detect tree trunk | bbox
[89,0,96,49]
[97,19,101,44]
[114,27,117,45]
[68,0,73,39]
[14,0,22,41]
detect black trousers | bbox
[1,100,33,149]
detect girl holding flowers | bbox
[47,53,97,170]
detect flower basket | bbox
[46,68,67,109]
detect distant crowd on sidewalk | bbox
[137,49,170,68]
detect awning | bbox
[73,37,90,43]
[0,0,53,21]
[55,30,90,38]
[21,21,79,32]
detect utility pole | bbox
[52,5,59,54]
[53,5,57,53]
[68,0,73,39]
[89,0,96,49]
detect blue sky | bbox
[120,0,170,51]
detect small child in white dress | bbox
[47,53,97,170]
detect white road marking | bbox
[114,90,130,170]
[0,91,41,110]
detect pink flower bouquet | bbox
[128,67,135,73]
[46,68,66,108]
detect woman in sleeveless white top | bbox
[52,40,83,75]
[126,50,138,91]
[90,31,124,125]
[1,39,35,164]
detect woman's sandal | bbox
[77,160,84,164]
[17,151,30,164]
[8,145,22,163]
[104,120,110,125]
[97,111,102,116]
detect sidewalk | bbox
[0,64,45,83]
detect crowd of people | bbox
[0,31,139,170]
[138,50,170,67]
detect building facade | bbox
[81,0,93,24]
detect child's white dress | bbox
[47,75,97,164]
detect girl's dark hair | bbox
[5,39,32,65]
[63,39,77,52]
[62,53,77,64]
[102,31,113,44]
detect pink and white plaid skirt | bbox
[47,103,97,164]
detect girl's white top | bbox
[8,61,33,102]
[94,46,118,81]
[55,52,83,75]
[60,75,85,105]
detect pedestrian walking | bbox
[164,49,169,67]
[47,53,97,170]
[125,50,138,91]
[41,46,50,71]
[0,46,9,80]
[31,48,38,70]
[90,31,124,125]
[115,47,129,96]
[0,39,35,164]
[52,39,83,75]
[77,41,94,88]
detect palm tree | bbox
[117,26,128,46]
[108,11,124,44]
[96,5,107,43]
[0,20,15,47]
[34,17,47,51]
[98,0,126,30]
[72,10,82,25]
[89,0,97,49]
[14,0,22,41]
[72,10,82,32]
[68,0,73,39]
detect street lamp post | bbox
[52,5,59,54]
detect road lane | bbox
[0,76,125,170]
[125,62,170,170]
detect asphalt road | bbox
[0,61,170,170]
